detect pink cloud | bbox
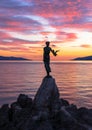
[66,33,77,40]
[55,31,77,43]
[0,32,12,39]
[0,0,92,59]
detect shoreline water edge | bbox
[0,77,92,130]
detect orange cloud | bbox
[80,44,91,48]
[0,0,92,60]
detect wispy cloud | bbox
[80,44,92,48]
[0,0,92,60]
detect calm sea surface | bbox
[0,61,92,108]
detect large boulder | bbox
[17,94,33,108]
[19,77,60,130]
[9,94,33,126]
[33,77,60,114]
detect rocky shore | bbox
[0,77,92,130]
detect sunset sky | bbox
[0,0,92,61]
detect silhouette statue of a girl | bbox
[43,41,59,77]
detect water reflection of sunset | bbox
[0,61,92,108]
[51,62,92,107]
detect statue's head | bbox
[46,41,50,47]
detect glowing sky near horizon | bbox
[0,0,92,60]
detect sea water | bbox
[0,61,92,108]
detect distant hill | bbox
[0,56,30,60]
[73,56,92,60]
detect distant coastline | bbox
[0,55,92,61]
[73,55,92,60]
[0,56,30,61]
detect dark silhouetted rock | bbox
[60,98,70,106]
[0,104,17,130]
[0,77,92,130]
[17,94,32,108]
[65,104,78,119]
[78,107,92,126]
[21,118,53,130]
[0,104,9,126]
[33,77,60,114]
[9,94,33,127]
[17,94,28,107]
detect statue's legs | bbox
[44,61,51,76]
